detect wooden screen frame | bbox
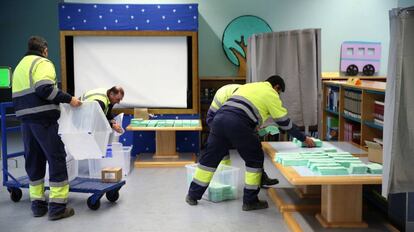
[60,30,199,114]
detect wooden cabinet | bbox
[322,81,385,148]
[199,76,246,146]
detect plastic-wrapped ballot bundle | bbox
[108,113,125,143]
[88,143,133,177]
[186,164,239,202]
[58,101,112,160]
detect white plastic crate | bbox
[185,163,239,202]
[88,143,132,178]
[45,154,78,186]
[58,101,112,160]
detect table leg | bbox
[316,184,368,228]
[153,131,179,159]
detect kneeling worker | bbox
[187,75,315,211]
[206,83,279,187]
[81,86,124,133]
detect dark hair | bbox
[28,36,48,53]
[266,75,285,92]
[107,86,124,97]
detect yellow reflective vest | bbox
[81,88,110,114]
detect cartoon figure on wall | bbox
[222,15,272,77]
[340,41,381,76]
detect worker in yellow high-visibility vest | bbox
[187,75,315,211]
[80,87,124,133]
[206,84,279,188]
[12,36,81,220]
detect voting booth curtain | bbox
[382,7,414,196]
[247,29,322,134]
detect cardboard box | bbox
[365,140,383,164]
[101,167,122,183]
[133,108,149,120]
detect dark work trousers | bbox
[22,121,68,213]
[189,107,264,203]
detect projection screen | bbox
[73,36,188,108]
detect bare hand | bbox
[304,136,315,148]
[70,97,82,107]
[112,123,123,133]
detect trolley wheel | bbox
[8,188,22,202]
[106,190,120,202]
[346,64,359,76]
[87,196,101,210]
[363,64,375,76]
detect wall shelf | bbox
[322,80,385,146]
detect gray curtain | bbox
[247,29,322,134]
[383,7,414,196]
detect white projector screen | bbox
[73,36,188,108]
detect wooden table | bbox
[262,142,382,228]
[126,120,202,167]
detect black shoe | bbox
[242,200,269,211]
[32,200,48,217]
[48,207,75,221]
[261,171,279,188]
[185,195,198,206]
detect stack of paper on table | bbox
[348,163,368,174]
[318,166,349,175]
[367,163,383,174]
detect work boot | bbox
[260,171,279,188]
[48,207,75,221]
[185,195,198,206]
[242,200,269,211]
[32,200,48,217]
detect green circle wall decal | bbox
[222,15,272,70]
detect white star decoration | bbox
[173,9,176,13]
[178,20,181,23]
[99,15,102,19]
[67,16,71,19]
[126,5,129,9]
[61,5,65,9]
[141,9,145,13]
[157,5,161,9]
[104,26,107,30]
[115,19,118,23]
[166,27,170,30]
[93,5,97,8]
[162,15,165,19]
[110,9,113,12]
[135,26,139,30]
[83,19,87,23]
[146,19,150,23]
[131,15,134,19]
[78,9,81,12]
